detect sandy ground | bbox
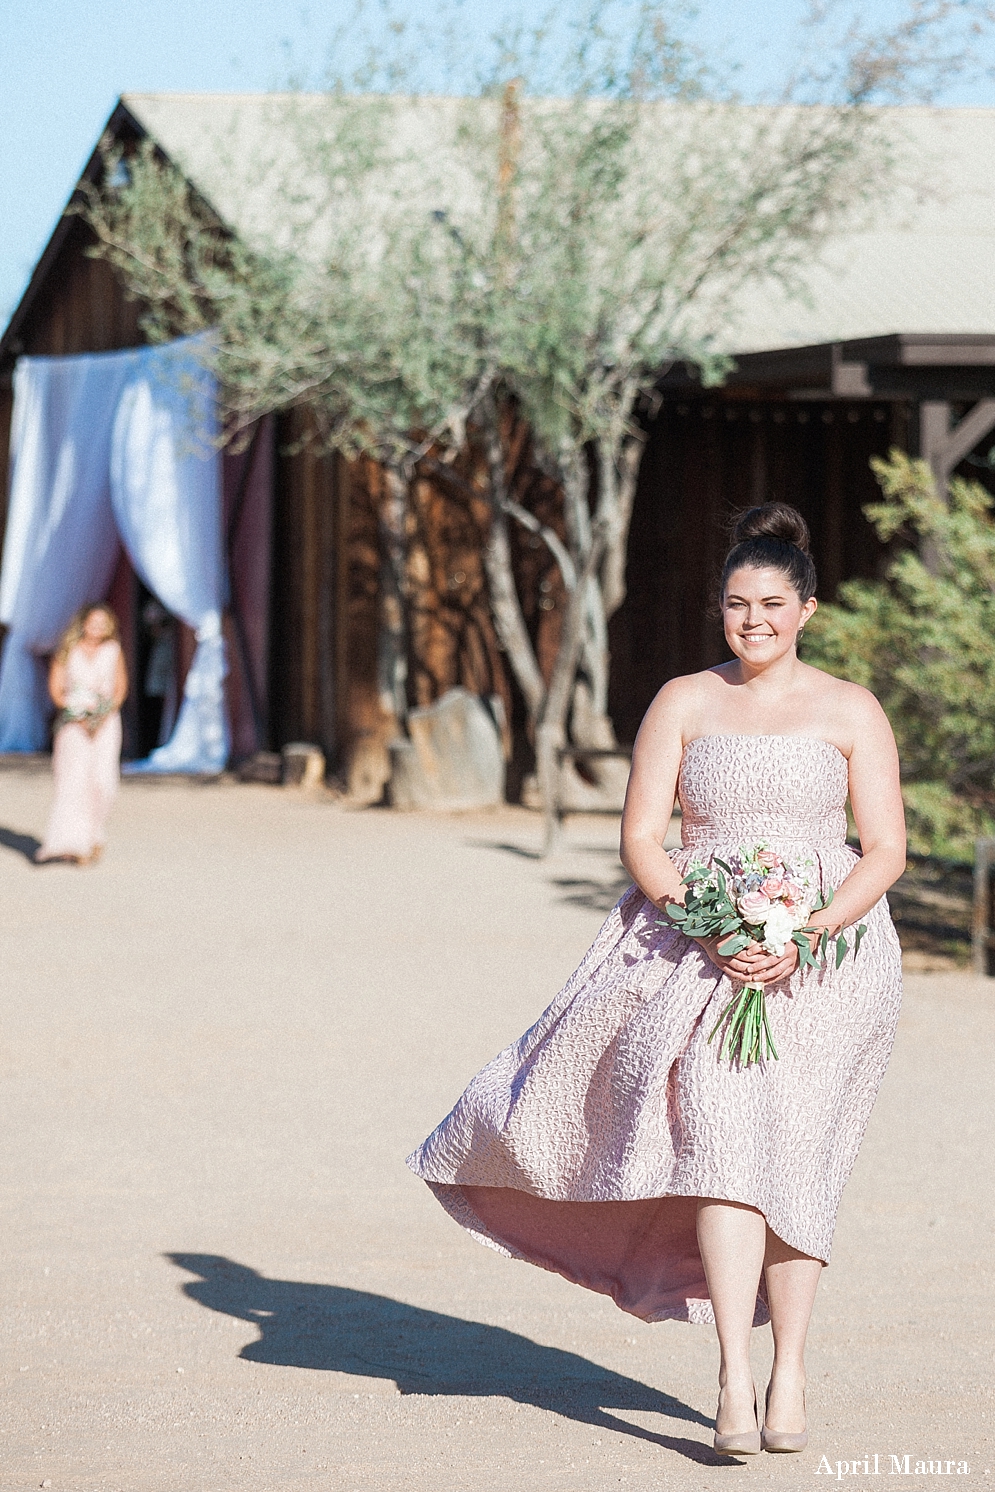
[0,765,992,1492]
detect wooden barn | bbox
[2,95,995,794]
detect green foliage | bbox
[78,2,909,476]
[805,451,995,860]
[73,4,995,773]
[78,125,494,466]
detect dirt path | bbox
[0,768,991,1491]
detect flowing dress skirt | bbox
[407,735,904,1325]
[40,713,122,860]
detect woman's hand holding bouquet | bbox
[660,844,867,1066]
[60,688,113,737]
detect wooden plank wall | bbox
[2,222,144,362]
[267,400,573,794]
[269,410,343,759]
[608,396,909,744]
[224,417,275,760]
[0,221,145,567]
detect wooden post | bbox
[919,399,995,573]
[920,399,995,501]
[972,838,995,977]
[377,463,408,732]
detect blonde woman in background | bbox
[35,604,128,866]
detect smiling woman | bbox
[408,499,906,1461]
[720,505,819,633]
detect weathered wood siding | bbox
[609,396,908,743]
[268,412,344,759]
[0,219,145,561]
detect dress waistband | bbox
[679,828,848,853]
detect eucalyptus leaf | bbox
[793,932,816,969]
[835,934,848,969]
[717,932,750,956]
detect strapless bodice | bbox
[65,640,119,699]
[677,734,849,853]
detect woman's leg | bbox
[696,1199,766,1432]
[763,1232,822,1432]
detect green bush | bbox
[804,450,995,861]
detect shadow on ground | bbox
[550,872,632,913]
[167,1254,731,1465]
[0,825,41,861]
[889,855,972,965]
[466,838,634,913]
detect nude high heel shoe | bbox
[713,1385,762,1456]
[761,1383,808,1453]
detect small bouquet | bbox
[59,688,113,735]
[661,843,867,1066]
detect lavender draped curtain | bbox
[0,336,229,772]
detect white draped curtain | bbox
[0,336,229,773]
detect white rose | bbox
[760,904,796,956]
[790,904,812,931]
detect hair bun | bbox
[732,502,811,555]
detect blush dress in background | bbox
[407,734,903,1326]
[38,640,122,863]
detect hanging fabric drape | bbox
[0,337,228,772]
[111,346,228,774]
[0,355,128,749]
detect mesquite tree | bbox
[429,0,986,845]
[77,1,993,842]
[78,107,495,743]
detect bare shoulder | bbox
[803,664,894,750]
[641,669,720,734]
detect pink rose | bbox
[761,874,786,898]
[783,880,807,906]
[757,851,781,869]
[738,890,772,923]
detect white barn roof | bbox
[120,92,995,356]
[3,92,994,364]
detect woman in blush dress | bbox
[36,604,128,866]
[407,503,906,1457]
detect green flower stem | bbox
[708,982,778,1066]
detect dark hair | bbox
[720,503,817,602]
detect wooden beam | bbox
[920,398,995,497]
[940,398,995,471]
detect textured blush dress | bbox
[39,640,123,862]
[407,735,903,1327]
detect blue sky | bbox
[2,0,993,325]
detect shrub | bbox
[804,451,995,861]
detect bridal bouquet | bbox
[59,688,113,735]
[661,844,867,1066]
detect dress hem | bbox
[417,1175,775,1326]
